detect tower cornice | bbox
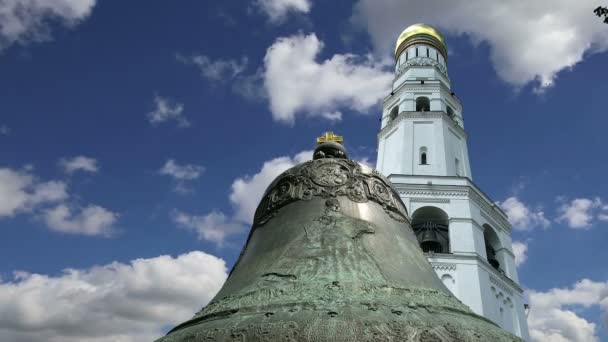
[384,81,463,111]
[388,175,512,234]
[378,111,466,141]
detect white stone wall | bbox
[376,113,469,178]
[387,176,530,340]
[377,40,529,340]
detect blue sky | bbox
[1,1,607,341]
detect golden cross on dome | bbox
[317,132,344,145]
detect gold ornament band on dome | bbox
[395,35,448,61]
[317,132,344,145]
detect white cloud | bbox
[320,111,342,122]
[498,196,550,231]
[557,197,602,229]
[263,33,392,124]
[352,0,608,90]
[1,166,119,236]
[175,150,312,246]
[0,0,96,52]
[0,251,228,342]
[512,241,528,267]
[178,53,266,101]
[598,205,608,222]
[159,159,205,194]
[0,124,10,135]
[528,279,608,342]
[172,210,246,247]
[179,34,392,124]
[177,54,248,81]
[254,0,311,23]
[0,168,68,218]
[159,159,204,181]
[147,95,190,128]
[60,156,99,174]
[43,204,118,237]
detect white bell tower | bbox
[376,24,530,340]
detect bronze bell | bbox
[486,245,501,269]
[419,225,443,254]
[158,133,522,342]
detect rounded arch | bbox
[416,96,430,112]
[419,146,428,165]
[389,106,399,121]
[411,206,450,254]
[483,224,502,270]
[441,274,455,294]
[447,105,455,118]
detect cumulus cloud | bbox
[254,0,311,23]
[557,197,603,229]
[512,241,528,267]
[0,124,10,135]
[159,159,205,194]
[178,53,266,101]
[159,159,204,181]
[147,95,190,128]
[179,34,392,124]
[172,210,246,247]
[528,279,608,342]
[264,33,392,124]
[498,197,550,231]
[1,166,118,236]
[0,251,228,342]
[599,205,608,222]
[0,167,68,218]
[0,0,96,52]
[352,0,608,90]
[174,150,312,246]
[176,54,248,81]
[60,155,99,174]
[43,204,118,236]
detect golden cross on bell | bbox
[317,132,344,145]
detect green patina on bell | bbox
[158,133,522,342]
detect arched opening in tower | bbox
[416,97,430,112]
[411,206,450,254]
[389,106,399,121]
[483,224,503,272]
[447,105,455,118]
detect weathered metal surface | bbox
[158,146,522,341]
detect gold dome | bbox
[394,23,447,60]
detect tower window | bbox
[420,147,428,165]
[389,106,399,121]
[416,97,430,112]
[483,224,502,272]
[406,51,408,60]
[455,158,461,176]
[426,48,429,57]
[436,51,439,61]
[416,47,418,57]
[447,106,455,118]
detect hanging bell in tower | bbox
[419,224,443,254]
[157,133,521,342]
[486,245,501,270]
